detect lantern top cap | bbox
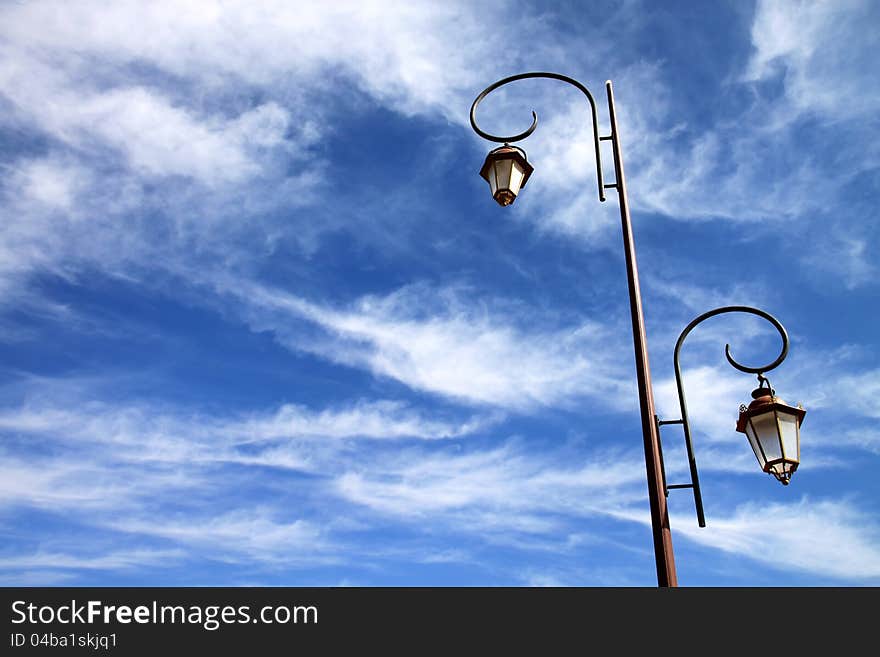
[750,385,775,400]
[487,143,528,158]
[737,387,806,433]
[743,388,803,413]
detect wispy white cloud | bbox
[6,156,92,212]
[335,442,649,528]
[0,456,139,511]
[237,400,498,442]
[222,280,635,410]
[0,0,874,304]
[675,497,880,581]
[839,429,880,455]
[0,532,187,582]
[745,0,880,122]
[0,0,518,121]
[1,378,877,582]
[592,0,880,293]
[806,367,880,419]
[0,549,186,573]
[0,571,80,586]
[800,236,876,291]
[0,0,569,305]
[332,436,880,584]
[107,510,337,566]
[0,395,492,463]
[0,388,495,539]
[0,388,499,574]
[645,277,773,319]
[0,51,290,185]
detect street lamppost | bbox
[469,73,805,587]
[658,306,806,529]
[471,72,675,585]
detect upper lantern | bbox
[479,144,534,206]
[736,383,805,486]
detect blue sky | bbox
[0,0,878,586]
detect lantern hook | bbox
[755,373,775,394]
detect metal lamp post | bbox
[470,72,675,586]
[468,74,805,587]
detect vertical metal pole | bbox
[605,80,678,587]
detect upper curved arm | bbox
[674,306,789,378]
[469,72,606,201]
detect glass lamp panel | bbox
[486,165,499,196]
[493,159,514,194]
[508,163,525,195]
[777,412,800,461]
[750,411,782,466]
[744,427,765,468]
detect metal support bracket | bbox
[655,415,702,523]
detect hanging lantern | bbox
[479,144,534,206]
[736,381,805,485]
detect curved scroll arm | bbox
[469,72,607,201]
[664,306,790,527]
